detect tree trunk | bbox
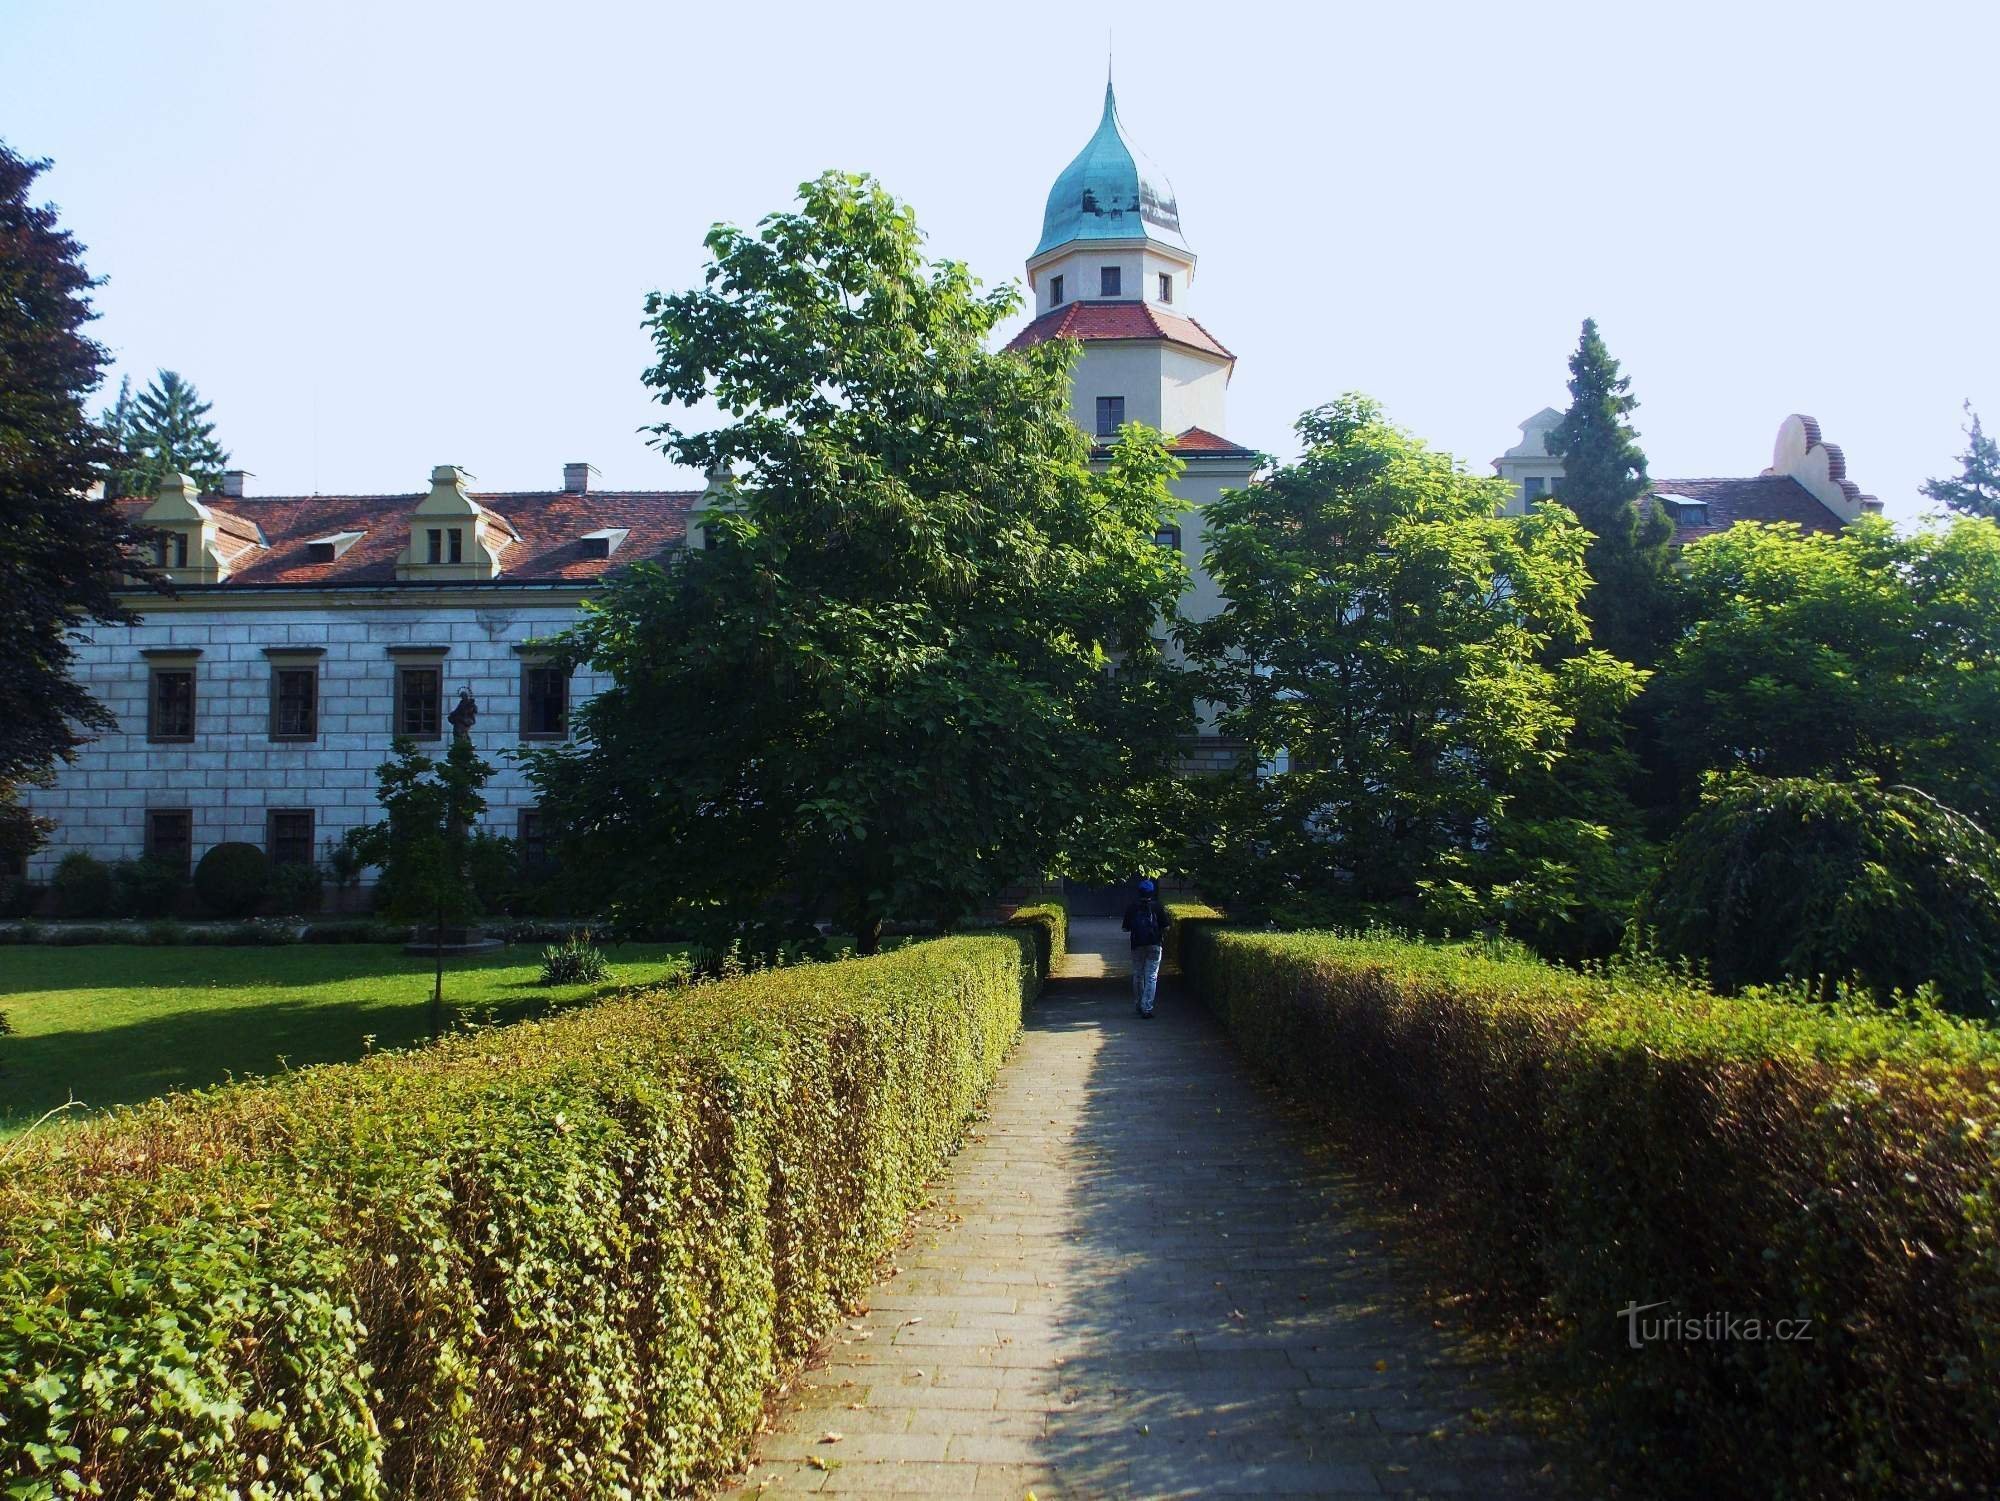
[855,913,884,956]
[430,889,445,1038]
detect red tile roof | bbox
[1004,300,1235,363]
[121,489,699,586]
[1645,476,1845,541]
[1168,426,1256,456]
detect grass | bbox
[0,941,689,1133]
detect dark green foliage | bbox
[112,856,184,918]
[1922,401,2000,520]
[537,932,608,986]
[51,851,113,918]
[265,862,324,916]
[0,878,41,919]
[0,143,161,800]
[141,919,184,946]
[1645,776,2000,1014]
[0,935,1037,1496]
[1183,924,2000,1499]
[344,738,492,924]
[1545,318,1677,666]
[1005,898,1067,976]
[529,173,1189,958]
[194,841,269,919]
[463,829,520,913]
[108,367,231,498]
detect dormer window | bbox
[449,528,463,563]
[304,531,364,564]
[1100,266,1121,297]
[426,528,443,564]
[1050,274,1064,306]
[1658,494,1711,528]
[1158,272,1172,304]
[158,532,189,568]
[579,527,629,560]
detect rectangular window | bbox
[157,532,189,568]
[270,665,318,741]
[521,663,570,740]
[1095,395,1125,437]
[396,665,443,740]
[1158,272,1173,304]
[426,528,443,564]
[144,809,192,875]
[519,808,551,872]
[448,528,464,563]
[1100,265,1121,297]
[1154,524,1182,551]
[1049,274,1064,306]
[266,808,315,867]
[147,667,196,742]
[1524,476,1549,499]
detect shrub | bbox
[1182,924,2000,1499]
[50,851,114,919]
[112,857,185,919]
[0,933,1037,1496]
[224,917,299,946]
[45,925,112,946]
[140,919,184,946]
[194,841,269,919]
[1645,775,2000,1014]
[300,921,406,945]
[1006,897,1067,975]
[539,932,609,986]
[265,861,325,916]
[0,877,43,920]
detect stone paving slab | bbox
[722,919,1552,1499]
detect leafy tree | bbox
[1546,318,1677,666]
[1921,400,2000,520]
[527,172,1190,955]
[112,368,230,497]
[1656,516,2000,828]
[1183,394,1643,926]
[0,142,160,862]
[1643,775,2000,1015]
[346,735,492,1026]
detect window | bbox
[397,665,443,740]
[1154,524,1182,552]
[521,662,569,740]
[144,809,192,875]
[1095,395,1125,437]
[266,808,315,867]
[1099,266,1121,297]
[147,666,196,742]
[1049,274,1064,306]
[426,528,444,564]
[1158,272,1173,304]
[448,528,464,563]
[1524,476,1549,500]
[519,808,552,872]
[270,665,318,741]
[157,532,189,568]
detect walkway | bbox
[724,919,1550,1499]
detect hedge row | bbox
[0,934,1040,1499]
[1180,924,2000,1499]
[1005,897,1066,976]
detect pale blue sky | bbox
[5,0,1992,521]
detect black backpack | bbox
[1129,899,1163,947]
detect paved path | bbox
[724,919,1549,1499]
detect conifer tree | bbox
[1546,318,1676,666]
[1921,401,2000,520]
[115,368,230,496]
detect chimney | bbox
[563,462,596,494]
[221,469,251,498]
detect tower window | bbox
[1158,272,1173,304]
[448,528,464,563]
[1049,274,1064,306]
[1154,524,1182,551]
[1099,266,1121,297]
[426,528,443,563]
[157,532,190,568]
[1524,477,1549,500]
[1096,396,1125,437]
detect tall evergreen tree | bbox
[115,368,230,497]
[1921,401,2000,519]
[0,141,160,859]
[1545,318,1676,666]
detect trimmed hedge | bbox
[1182,926,2000,1499]
[1006,897,1066,975]
[0,934,1039,1499]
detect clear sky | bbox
[4,0,1992,521]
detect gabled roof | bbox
[1645,476,1845,541]
[121,488,699,586]
[1004,300,1234,363]
[1168,426,1256,457]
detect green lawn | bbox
[0,942,689,1132]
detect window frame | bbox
[395,663,445,741]
[1095,395,1126,438]
[1100,265,1121,297]
[1049,273,1064,306]
[448,527,464,564]
[265,651,323,743]
[1154,524,1183,552]
[265,807,315,868]
[145,661,198,743]
[519,659,571,742]
[1158,272,1173,304]
[1524,476,1550,500]
[426,527,444,564]
[518,807,552,873]
[144,808,193,876]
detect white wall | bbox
[20,600,606,879]
[1067,342,1231,440]
[1030,242,1194,314]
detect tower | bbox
[1005,78,1257,635]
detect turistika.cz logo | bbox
[1618,1301,1815,1350]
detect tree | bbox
[1921,401,2000,519]
[1545,318,1677,666]
[112,368,230,498]
[1643,775,2000,1015]
[526,172,1190,956]
[1656,515,2000,829]
[0,141,160,865]
[345,735,492,1029]
[1183,394,1643,926]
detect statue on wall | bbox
[448,688,478,743]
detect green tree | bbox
[526,172,1190,955]
[1184,394,1643,926]
[1546,318,1677,666]
[0,142,161,864]
[345,735,492,1028]
[113,368,230,497]
[1656,515,2000,827]
[1921,401,2000,519]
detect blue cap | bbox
[1137,878,1157,893]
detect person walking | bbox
[1121,878,1172,1018]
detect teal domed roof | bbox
[1034,81,1188,259]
